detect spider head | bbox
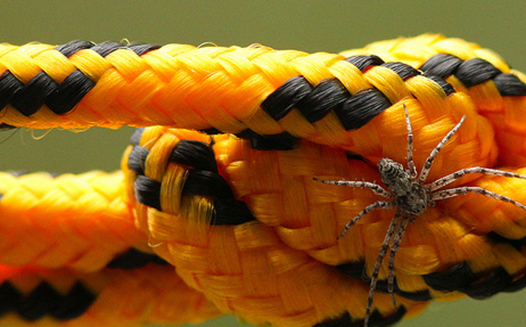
[379,158,412,197]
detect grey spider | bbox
[314,105,526,327]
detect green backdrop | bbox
[1,1,526,326]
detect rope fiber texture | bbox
[2,34,526,326]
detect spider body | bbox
[393,183,429,216]
[379,157,430,215]
[314,105,526,327]
[379,158,413,197]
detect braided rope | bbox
[123,120,526,326]
[2,34,526,326]
[0,171,144,271]
[0,171,221,325]
[0,34,518,159]
[340,34,526,167]
[123,127,429,326]
[0,264,221,326]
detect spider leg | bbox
[314,178,393,198]
[431,186,526,211]
[430,167,526,191]
[403,104,417,179]
[418,115,466,184]
[337,200,395,240]
[363,211,403,327]
[387,214,411,309]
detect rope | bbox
[0,264,221,326]
[0,171,143,271]
[2,33,526,326]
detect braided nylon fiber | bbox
[0,171,144,271]
[0,172,220,326]
[0,264,221,327]
[2,34,526,326]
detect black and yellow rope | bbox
[2,33,526,326]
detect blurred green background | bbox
[1,0,526,326]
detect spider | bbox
[314,105,526,327]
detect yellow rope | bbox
[2,34,526,326]
[0,171,143,270]
[0,172,221,326]
[0,264,221,327]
